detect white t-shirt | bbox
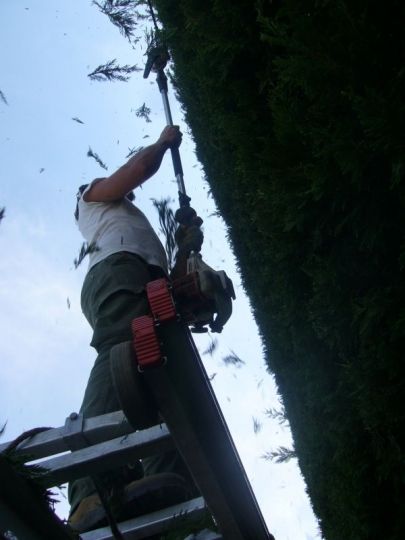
[77,182,168,272]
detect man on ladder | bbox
[69,125,201,533]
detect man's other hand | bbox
[175,220,204,255]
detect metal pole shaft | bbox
[160,88,174,125]
[156,70,187,196]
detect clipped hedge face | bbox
[153,1,405,539]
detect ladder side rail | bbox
[142,367,240,539]
[186,330,271,539]
[147,321,272,540]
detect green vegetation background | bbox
[152,1,405,539]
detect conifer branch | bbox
[135,102,152,122]
[203,337,218,356]
[264,406,288,426]
[74,242,100,269]
[151,197,177,271]
[87,147,108,170]
[222,350,245,367]
[88,59,141,82]
[1,427,52,455]
[126,146,144,158]
[93,0,144,42]
[0,453,59,510]
[0,425,59,510]
[262,446,297,464]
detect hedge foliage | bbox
[152,1,405,539]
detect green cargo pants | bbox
[68,252,190,514]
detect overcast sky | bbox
[0,3,320,539]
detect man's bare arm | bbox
[84,126,182,203]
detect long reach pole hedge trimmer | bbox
[143,8,235,334]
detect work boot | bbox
[68,473,191,533]
[119,472,191,521]
[68,492,107,533]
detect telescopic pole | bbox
[144,50,196,217]
[155,70,187,197]
[144,1,192,211]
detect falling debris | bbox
[88,59,140,82]
[222,350,245,368]
[142,134,150,139]
[39,168,45,174]
[74,242,100,269]
[126,146,144,159]
[67,298,71,310]
[135,103,152,123]
[0,89,8,105]
[203,337,218,356]
[151,198,177,271]
[0,208,5,223]
[261,446,297,464]
[253,417,262,435]
[209,373,217,382]
[93,0,140,42]
[87,147,108,170]
[72,117,84,124]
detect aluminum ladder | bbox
[0,280,274,540]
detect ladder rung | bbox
[0,411,134,460]
[79,497,221,540]
[38,424,173,488]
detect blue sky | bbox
[0,2,320,538]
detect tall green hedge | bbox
[152,1,405,539]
